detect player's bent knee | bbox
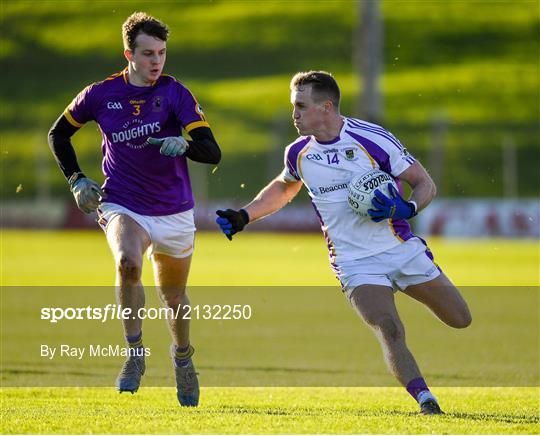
[374,316,403,342]
[117,255,142,282]
[444,303,472,329]
[452,309,472,329]
[160,292,184,309]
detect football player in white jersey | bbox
[216,71,471,415]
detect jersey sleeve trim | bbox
[105,70,124,82]
[296,144,312,180]
[278,168,297,183]
[185,120,210,132]
[284,137,311,181]
[63,108,85,128]
[346,118,405,151]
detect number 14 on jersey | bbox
[327,153,340,165]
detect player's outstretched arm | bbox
[244,177,303,222]
[216,176,302,240]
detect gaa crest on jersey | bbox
[107,101,123,110]
[342,147,358,161]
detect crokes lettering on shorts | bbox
[111,121,161,144]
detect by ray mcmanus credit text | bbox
[40,343,151,359]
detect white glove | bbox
[70,177,105,214]
[148,136,189,157]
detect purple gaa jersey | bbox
[64,68,210,216]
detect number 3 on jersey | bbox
[327,153,340,165]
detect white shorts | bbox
[337,237,441,298]
[97,202,196,259]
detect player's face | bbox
[291,86,326,136]
[125,33,167,85]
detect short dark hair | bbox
[290,71,341,109]
[122,12,169,51]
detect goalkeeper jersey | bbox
[64,69,209,216]
[282,117,416,266]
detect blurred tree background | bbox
[1,0,538,204]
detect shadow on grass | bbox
[198,365,361,375]
[205,406,539,424]
[2,368,96,377]
[206,405,419,418]
[448,411,539,425]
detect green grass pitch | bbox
[2,388,538,434]
[1,230,539,434]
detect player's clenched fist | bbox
[69,176,105,214]
[148,136,189,157]
[215,209,250,240]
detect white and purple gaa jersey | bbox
[282,117,416,265]
[64,69,210,215]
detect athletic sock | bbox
[126,331,144,357]
[174,344,195,367]
[406,377,437,404]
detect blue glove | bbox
[148,136,189,157]
[70,177,105,214]
[215,209,249,241]
[368,183,417,222]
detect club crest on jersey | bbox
[152,96,163,112]
[341,147,358,161]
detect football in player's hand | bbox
[347,169,397,217]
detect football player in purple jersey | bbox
[216,71,472,415]
[48,12,221,407]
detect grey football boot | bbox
[420,399,444,415]
[116,355,145,393]
[171,345,199,406]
